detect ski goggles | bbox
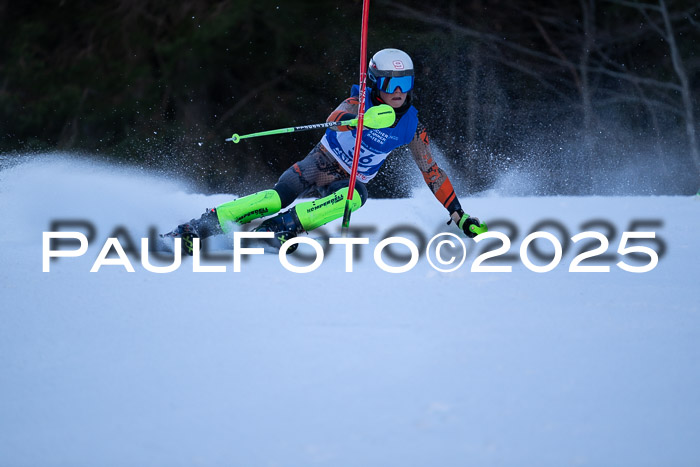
[377,75,414,93]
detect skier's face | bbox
[380,88,407,108]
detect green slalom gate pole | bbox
[341,0,371,235]
[226,104,394,143]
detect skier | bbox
[165,48,486,255]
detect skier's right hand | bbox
[451,209,487,238]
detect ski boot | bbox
[162,208,223,256]
[253,208,303,253]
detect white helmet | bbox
[367,48,415,94]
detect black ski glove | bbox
[449,209,487,238]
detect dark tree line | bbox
[1,0,698,195]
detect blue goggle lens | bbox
[377,75,414,93]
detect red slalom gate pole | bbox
[341,0,370,234]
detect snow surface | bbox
[1,155,699,466]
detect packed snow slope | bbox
[1,155,699,466]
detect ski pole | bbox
[226,104,394,143]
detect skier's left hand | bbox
[451,209,487,238]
